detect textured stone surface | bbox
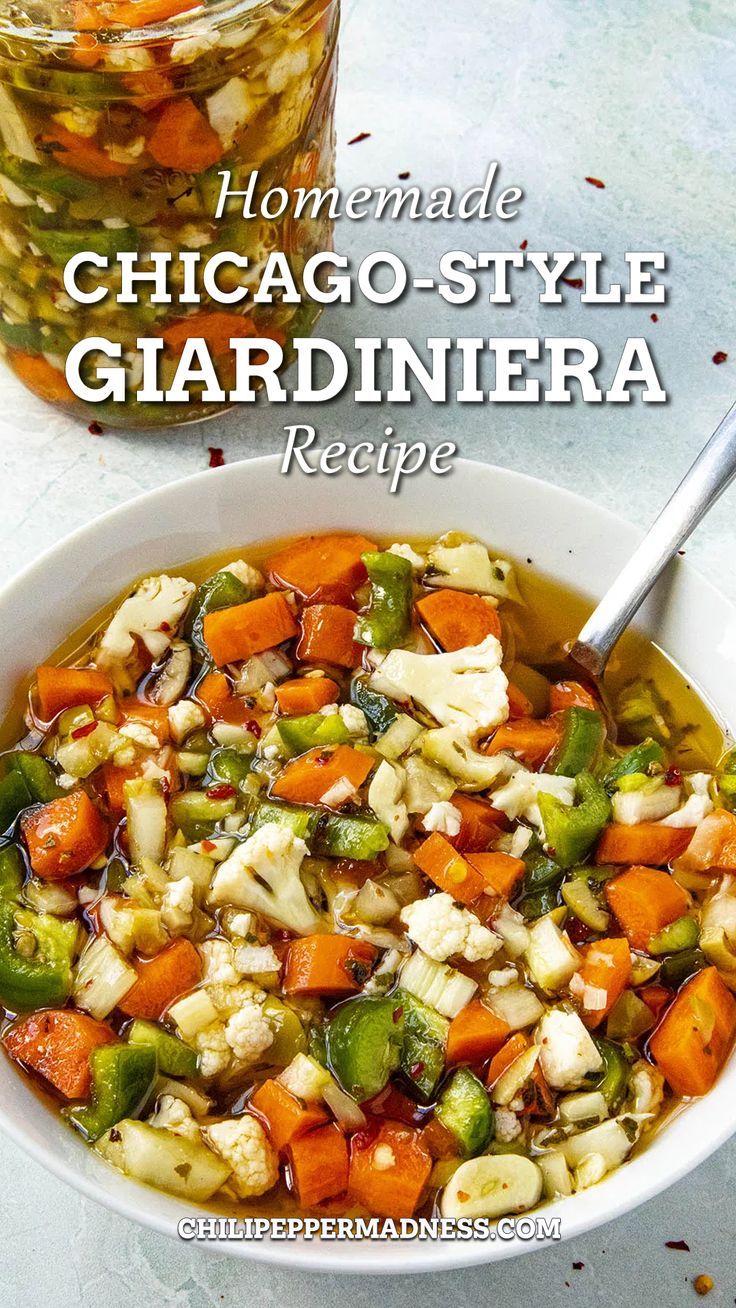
[1,0,735,1300]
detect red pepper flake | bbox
[665,1239,690,1251]
[88,421,103,436]
[561,276,584,289]
[664,766,682,788]
[650,313,659,323]
[348,131,371,145]
[410,1061,425,1078]
[398,170,410,180]
[246,718,262,739]
[159,621,171,633]
[206,783,236,800]
[585,176,606,189]
[201,839,216,853]
[519,239,528,250]
[208,446,225,467]
[392,1005,404,1023]
[572,1262,585,1271]
[567,917,594,945]
[712,351,728,365]
[71,720,97,740]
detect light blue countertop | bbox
[0,0,735,1302]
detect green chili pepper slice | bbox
[325,995,404,1101]
[8,752,61,803]
[659,948,706,989]
[350,676,397,737]
[436,1066,493,1157]
[0,901,77,1011]
[604,738,666,792]
[592,1037,629,1112]
[355,552,413,650]
[537,772,611,868]
[648,914,699,957]
[395,989,448,1102]
[126,1020,199,1078]
[170,790,238,842]
[68,1044,157,1141]
[206,748,253,791]
[277,712,349,756]
[552,708,605,777]
[316,812,390,860]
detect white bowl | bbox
[1,454,735,1274]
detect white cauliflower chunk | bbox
[210,823,320,935]
[422,801,462,836]
[494,1108,522,1143]
[491,768,575,833]
[194,1023,232,1078]
[370,635,508,739]
[148,1095,201,1141]
[96,574,195,688]
[401,892,501,963]
[339,704,369,738]
[207,77,253,146]
[222,559,264,591]
[659,774,714,828]
[233,943,281,975]
[224,1001,274,1063]
[388,542,426,572]
[534,1008,603,1090]
[199,938,243,985]
[192,981,273,1077]
[204,1116,278,1198]
[278,1052,331,1102]
[160,875,194,932]
[368,760,409,842]
[168,699,206,744]
[426,537,515,598]
[612,781,680,825]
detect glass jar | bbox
[0,0,338,427]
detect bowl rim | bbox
[0,452,734,1274]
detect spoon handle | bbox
[571,400,736,678]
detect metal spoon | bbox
[570,400,736,679]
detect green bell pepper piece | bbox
[68,1044,157,1141]
[395,989,448,1102]
[436,1067,493,1157]
[126,1019,199,1078]
[316,812,390,860]
[0,845,23,898]
[355,552,413,650]
[517,885,561,920]
[615,681,673,746]
[648,914,699,957]
[264,996,308,1065]
[659,948,705,989]
[0,320,72,354]
[187,571,252,651]
[0,770,32,833]
[277,712,349,756]
[8,752,61,803]
[0,901,77,1011]
[0,152,99,200]
[170,790,238,842]
[206,748,253,791]
[29,224,137,264]
[350,676,397,737]
[522,850,564,891]
[604,738,666,793]
[325,995,405,1101]
[592,1037,629,1112]
[538,772,611,868]
[250,799,320,844]
[552,708,605,777]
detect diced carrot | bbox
[484,716,563,768]
[3,1010,116,1099]
[466,851,526,899]
[121,66,174,110]
[250,1079,328,1152]
[577,937,632,1028]
[40,125,131,178]
[449,792,508,851]
[9,351,76,403]
[673,809,736,874]
[296,604,361,669]
[413,832,486,905]
[118,939,202,1019]
[275,677,339,715]
[195,671,250,726]
[415,589,501,652]
[486,1032,530,1089]
[22,790,108,880]
[148,96,223,172]
[549,680,598,713]
[446,1000,510,1066]
[349,1119,432,1219]
[604,865,690,951]
[596,822,694,867]
[639,983,674,1024]
[420,1117,459,1160]
[271,744,374,807]
[649,966,736,1097]
[289,1122,349,1207]
[507,681,534,719]
[161,311,270,358]
[108,0,203,29]
[35,666,113,722]
[267,533,377,597]
[283,935,376,996]
[119,698,170,745]
[203,592,298,667]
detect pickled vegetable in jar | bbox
[0,0,338,427]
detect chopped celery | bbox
[561,877,610,931]
[399,950,477,1019]
[606,991,655,1041]
[717,748,736,810]
[206,748,253,791]
[648,914,699,956]
[315,811,390,860]
[277,712,349,756]
[552,708,605,777]
[171,789,237,842]
[350,676,397,737]
[395,988,448,1101]
[375,714,423,760]
[615,682,673,747]
[125,778,168,867]
[436,1067,493,1157]
[95,1119,230,1201]
[126,1020,199,1078]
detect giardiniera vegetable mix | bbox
[1,531,736,1221]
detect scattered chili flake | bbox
[109,1127,122,1143]
[519,239,528,250]
[712,351,728,365]
[410,1061,425,1078]
[206,783,236,800]
[159,620,171,633]
[572,1261,585,1270]
[664,766,682,788]
[88,421,103,436]
[665,1239,690,1251]
[345,958,370,984]
[208,446,225,467]
[398,170,410,180]
[561,276,583,289]
[201,839,216,853]
[348,131,371,145]
[246,718,262,739]
[392,1005,404,1023]
[650,313,659,323]
[694,1275,714,1296]
[71,720,97,740]
[585,176,606,189]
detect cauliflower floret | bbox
[368,760,409,842]
[233,943,281,975]
[96,574,195,691]
[339,704,369,738]
[190,981,273,1077]
[210,823,320,935]
[207,77,254,147]
[204,1115,278,1198]
[422,725,515,790]
[422,801,462,836]
[425,536,516,599]
[612,781,681,825]
[53,105,101,138]
[534,1008,603,1090]
[199,938,243,985]
[224,1002,274,1063]
[226,911,256,939]
[388,542,426,572]
[222,560,263,591]
[265,45,311,94]
[148,1094,201,1141]
[491,768,575,832]
[194,1023,232,1078]
[278,1052,331,1102]
[118,721,161,752]
[401,892,502,963]
[370,635,508,739]
[494,1107,522,1143]
[659,773,714,828]
[168,699,206,745]
[160,875,194,932]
